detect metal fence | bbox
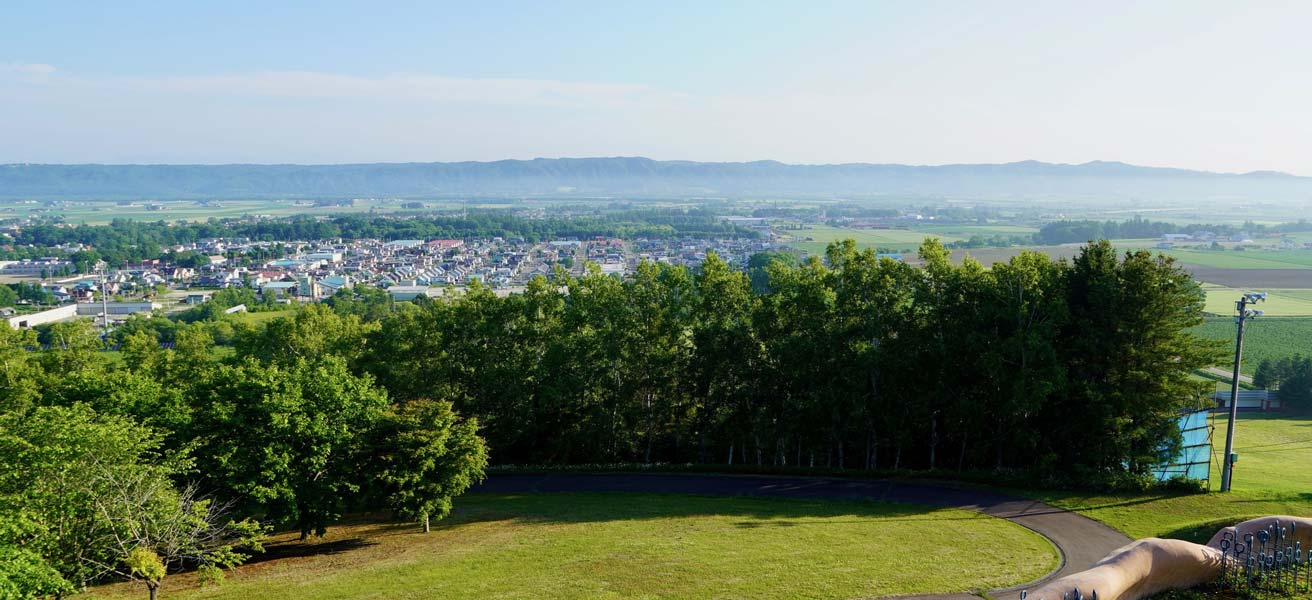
[1216,519,1312,595]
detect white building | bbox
[8,305,78,329]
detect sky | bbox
[3,0,1312,173]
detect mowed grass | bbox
[1192,316,1312,375]
[1033,414,1312,543]
[87,493,1057,600]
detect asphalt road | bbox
[477,472,1131,600]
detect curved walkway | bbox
[478,473,1131,600]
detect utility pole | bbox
[100,261,111,331]
[1219,291,1265,492]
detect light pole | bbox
[1219,291,1265,492]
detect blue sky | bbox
[3,1,1311,173]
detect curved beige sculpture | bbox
[1205,515,1312,550]
[1025,516,1312,600]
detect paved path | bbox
[1204,366,1253,384]
[478,473,1131,600]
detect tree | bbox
[689,253,755,464]
[90,474,264,600]
[0,405,187,593]
[236,303,377,367]
[747,251,798,294]
[1057,241,1222,475]
[0,326,43,415]
[1274,356,1312,413]
[36,320,105,375]
[194,357,388,539]
[371,399,488,532]
[984,251,1067,469]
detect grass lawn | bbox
[1032,414,1312,543]
[86,493,1057,600]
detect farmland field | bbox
[1191,316,1312,376]
[1181,267,1312,289]
[913,224,1040,236]
[786,224,956,255]
[0,198,521,225]
[1161,248,1312,270]
[86,493,1057,600]
[1201,287,1312,316]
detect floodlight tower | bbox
[1219,291,1265,492]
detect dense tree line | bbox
[360,239,1221,482]
[1253,356,1312,412]
[1036,216,1312,245]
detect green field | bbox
[913,224,1040,236]
[1034,414,1312,543]
[1202,287,1312,316]
[1192,316,1312,375]
[786,224,953,255]
[227,307,299,326]
[87,493,1056,600]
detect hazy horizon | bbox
[0,156,1301,178]
[5,1,1312,175]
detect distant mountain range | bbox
[3,157,1311,202]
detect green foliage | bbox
[1035,216,1282,245]
[372,399,489,531]
[0,283,486,595]
[364,240,1220,479]
[746,250,798,294]
[124,548,165,583]
[192,357,389,538]
[322,286,394,322]
[0,326,42,415]
[1248,355,1312,411]
[0,544,71,600]
[234,303,377,367]
[11,282,55,306]
[0,404,182,591]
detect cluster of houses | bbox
[4,233,777,328]
[1154,231,1312,249]
[629,237,773,270]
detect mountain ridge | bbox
[2,157,1310,201]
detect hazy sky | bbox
[3,1,1311,173]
